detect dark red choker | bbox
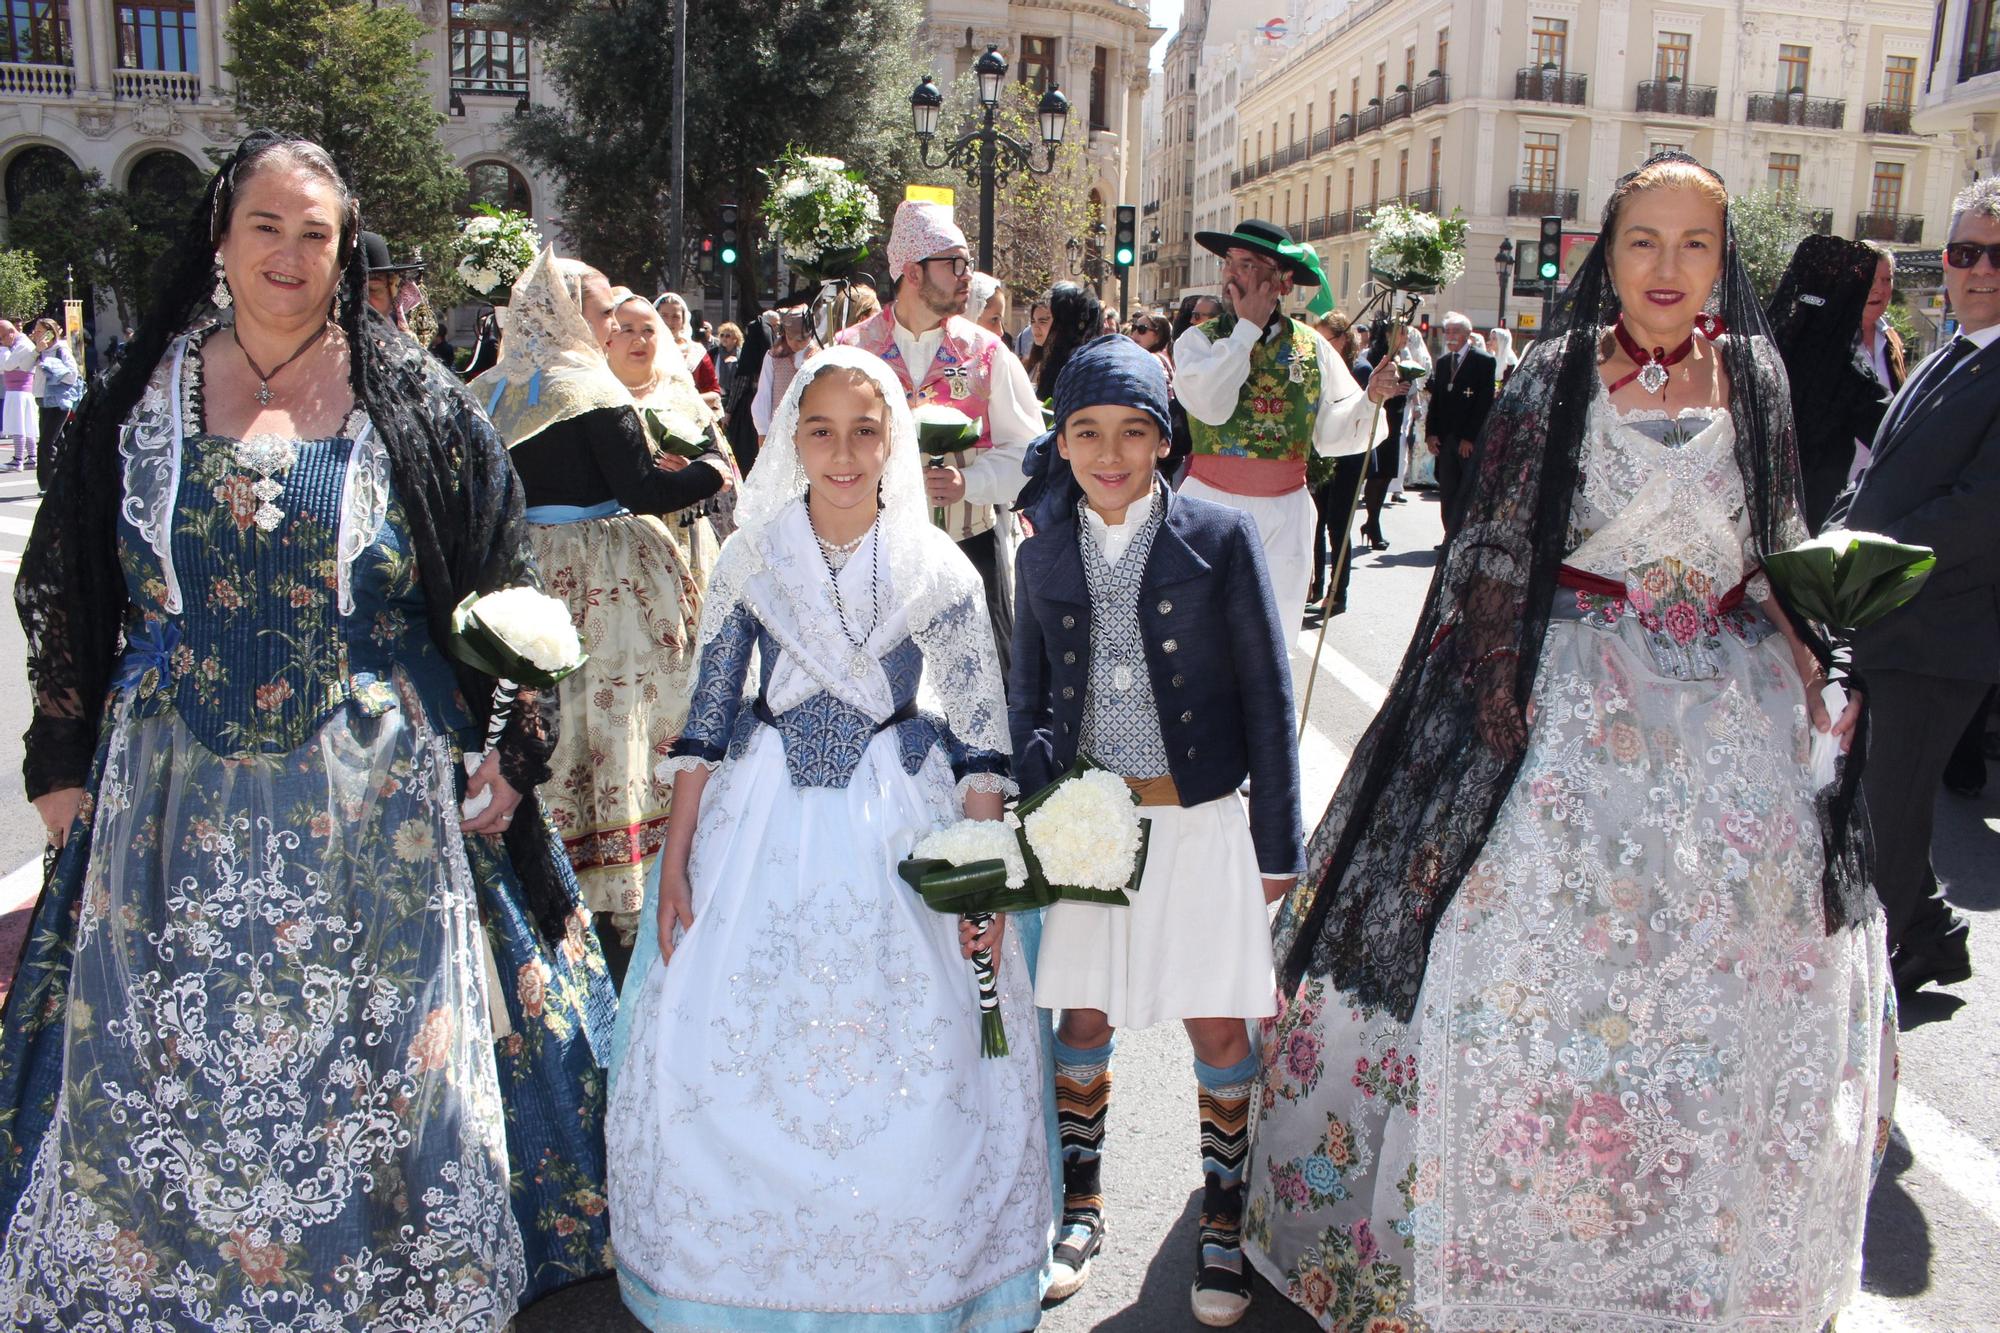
[1608,315,1698,395]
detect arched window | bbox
[125,148,203,234]
[4,144,79,217]
[463,160,531,215]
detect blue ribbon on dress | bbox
[113,618,181,691]
[525,500,625,525]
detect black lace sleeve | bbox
[17,409,122,800]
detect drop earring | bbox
[211,258,232,309]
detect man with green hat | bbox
[1176,219,1407,655]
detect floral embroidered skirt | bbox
[0,678,617,1327]
[1246,617,1896,1332]
[529,512,702,936]
[606,725,1050,1331]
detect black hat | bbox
[359,231,425,276]
[1192,218,1321,286]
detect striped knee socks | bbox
[1193,1050,1259,1304]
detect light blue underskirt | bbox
[525,499,625,524]
[615,1266,1045,1333]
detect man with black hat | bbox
[1176,219,1407,652]
[359,231,425,333]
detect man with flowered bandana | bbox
[1176,219,1408,657]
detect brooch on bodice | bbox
[233,435,298,532]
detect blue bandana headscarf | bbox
[1016,334,1172,530]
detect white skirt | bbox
[1034,792,1277,1029]
[606,725,1050,1323]
[2,391,37,442]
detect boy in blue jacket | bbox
[1010,335,1303,1326]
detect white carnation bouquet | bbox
[899,760,1150,1056]
[448,588,588,818]
[1366,201,1468,294]
[454,205,543,304]
[759,147,882,283]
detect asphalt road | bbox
[0,486,1991,1331]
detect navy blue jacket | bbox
[1007,485,1304,876]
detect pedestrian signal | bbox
[1114,205,1137,270]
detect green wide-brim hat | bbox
[1193,218,1322,286]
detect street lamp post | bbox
[1494,237,1515,329]
[1065,221,1110,286]
[909,47,1070,276]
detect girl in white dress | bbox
[606,346,1050,1332]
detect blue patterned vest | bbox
[1076,492,1170,778]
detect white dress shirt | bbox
[1172,316,1374,458]
[1080,485,1153,569]
[889,316,1042,508]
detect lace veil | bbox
[698,345,1009,758]
[482,245,632,447]
[1275,150,1870,1020]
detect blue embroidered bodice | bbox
[114,427,466,758]
[671,603,1007,789]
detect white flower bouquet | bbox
[448,588,588,819]
[759,147,883,283]
[1365,202,1468,294]
[1764,529,1935,785]
[454,205,543,304]
[898,759,1151,1057]
[912,403,980,526]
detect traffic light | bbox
[1113,204,1137,270]
[699,236,715,277]
[1537,214,1562,282]
[719,203,739,266]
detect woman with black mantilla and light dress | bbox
[1246,151,1896,1332]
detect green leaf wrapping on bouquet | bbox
[1013,754,1151,907]
[448,591,589,689]
[1764,530,1935,636]
[896,858,1057,916]
[640,407,709,461]
[913,405,980,457]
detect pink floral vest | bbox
[836,310,1003,541]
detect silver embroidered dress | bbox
[1244,391,1897,1332]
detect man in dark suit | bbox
[1828,179,2000,996]
[1424,312,1496,540]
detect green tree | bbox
[1731,188,1831,302]
[497,0,925,313]
[7,171,139,319]
[225,0,466,291]
[0,249,49,321]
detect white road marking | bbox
[1893,1093,2000,1230]
[1294,627,1390,712]
[0,515,35,538]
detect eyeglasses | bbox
[922,256,971,277]
[1945,241,2000,270]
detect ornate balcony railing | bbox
[1230,168,1243,190]
[1746,92,1846,128]
[114,68,202,102]
[1311,126,1331,154]
[1403,185,1442,214]
[452,75,529,99]
[1635,80,1716,116]
[0,61,73,96]
[1413,73,1450,112]
[1327,209,1354,236]
[1508,186,1579,219]
[1306,214,1329,240]
[1864,102,1915,135]
[1515,66,1588,105]
[1383,89,1411,123]
[1856,212,1924,243]
[1356,101,1382,134]
[1333,117,1356,145]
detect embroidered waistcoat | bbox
[1076,500,1170,779]
[1186,314,1322,496]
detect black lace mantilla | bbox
[1274,151,1872,1020]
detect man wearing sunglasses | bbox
[1827,177,2000,1000]
[837,198,1045,672]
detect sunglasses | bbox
[1945,241,2000,270]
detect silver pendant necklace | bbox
[234,322,330,407]
[812,517,881,679]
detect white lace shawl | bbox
[697,346,1010,759]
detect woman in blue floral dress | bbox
[0,133,616,1327]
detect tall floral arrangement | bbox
[454,204,543,304]
[758,147,883,283]
[1365,202,1468,294]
